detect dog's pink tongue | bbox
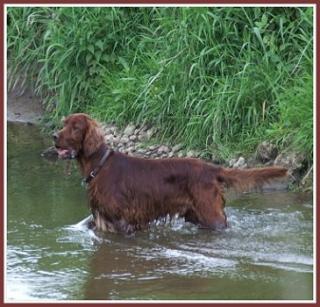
[57,148,69,159]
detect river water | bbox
[6,122,314,301]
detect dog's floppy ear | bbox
[82,116,104,158]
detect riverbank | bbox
[8,7,313,167]
[7,88,312,192]
[7,87,44,124]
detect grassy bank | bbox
[7,7,313,162]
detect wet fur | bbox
[54,113,287,234]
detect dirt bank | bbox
[7,88,44,124]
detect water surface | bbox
[6,122,313,301]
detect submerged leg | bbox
[184,209,200,225]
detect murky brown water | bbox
[6,122,314,301]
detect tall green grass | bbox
[7,7,313,161]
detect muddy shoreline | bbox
[7,88,44,124]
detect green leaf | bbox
[86,53,93,64]
[118,57,129,71]
[95,40,104,50]
[88,45,95,54]
[95,50,102,62]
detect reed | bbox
[7,7,313,161]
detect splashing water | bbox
[6,123,313,301]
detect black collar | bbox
[82,147,113,185]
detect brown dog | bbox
[53,113,287,234]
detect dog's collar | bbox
[82,148,113,186]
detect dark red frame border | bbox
[1,1,318,306]
[0,0,318,4]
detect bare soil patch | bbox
[7,88,44,124]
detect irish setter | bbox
[53,113,287,234]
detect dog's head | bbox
[53,113,104,159]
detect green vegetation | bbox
[7,7,313,161]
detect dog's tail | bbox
[217,166,288,191]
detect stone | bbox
[127,146,134,153]
[149,145,158,151]
[229,158,237,167]
[145,128,155,140]
[274,152,306,182]
[120,136,129,144]
[129,135,137,141]
[104,134,114,143]
[113,136,120,144]
[123,124,136,136]
[233,157,247,169]
[158,145,170,154]
[104,125,118,136]
[138,134,146,141]
[186,150,198,158]
[274,152,303,168]
[172,144,183,152]
[256,141,278,163]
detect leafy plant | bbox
[7,7,313,161]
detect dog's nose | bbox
[52,132,59,141]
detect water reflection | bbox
[81,209,313,300]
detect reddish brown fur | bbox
[54,113,288,234]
